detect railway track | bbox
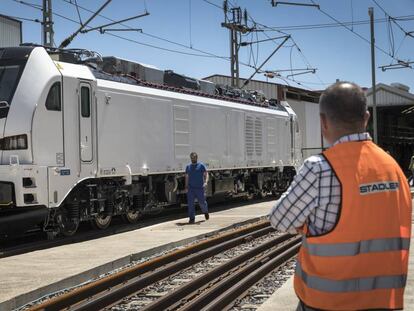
[26,221,300,311]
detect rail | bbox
[27,221,300,311]
[27,220,275,311]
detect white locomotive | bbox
[0,46,301,237]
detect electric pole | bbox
[42,0,54,47]
[369,7,378,144]
[221,1,253,87]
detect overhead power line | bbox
[12,0,316,90]
[309,0,411,67]
[59,0,229,61]
[13,0,41,9]
[371,0,414,68]
[242,35,291,88]
[73,0,83,25]
[258,15,414,32]
[246,15,325,86]
[372,0,414,38]
[60,0,113,48]
[201,0,322,88]
[13,0,229,59]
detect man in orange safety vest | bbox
[269,81,412,310]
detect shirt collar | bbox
[332,132,372,147]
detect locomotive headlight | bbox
[1,134,28,150]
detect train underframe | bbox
[5,166,296,238]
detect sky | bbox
[2,0,414,92]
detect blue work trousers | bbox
[187,187,208,221]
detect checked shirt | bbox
[269,132,372,235]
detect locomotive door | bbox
[79,82,93,162]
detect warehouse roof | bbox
[0,14,22,25]
[366,83,414,107]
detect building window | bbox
[45,82,61,111]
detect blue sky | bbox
[2,0,414,92]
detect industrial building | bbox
[0,14,22,47]
[366,83,414,175]
[205,75,414,175]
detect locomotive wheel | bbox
[121,210,142,224]
[91,214,112,230]
[56,211,79,237]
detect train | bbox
[0,45,301,238]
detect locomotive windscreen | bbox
[0,47,33,118]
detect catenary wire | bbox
[387,17,395,57]
[257,16,414,32]
[350,0,354,31]
[11,0,316,89]
[309,0,411,66]
[74,0,83,26]
[372,0,413,61]
[59,0,230,60]
[372,0,413,37]
[189,0,193,48]
[201,0,321,87]
[395,35,407,57]
[59,0,311,88]
[12,0,230,58]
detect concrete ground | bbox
[0,200,274,311]
[2,196,414,311]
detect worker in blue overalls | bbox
[185,152,209,224]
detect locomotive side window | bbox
[45,82,61,111]
[81,86,90,117]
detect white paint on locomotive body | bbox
[0,46,301,222]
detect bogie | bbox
[46,167,295,236]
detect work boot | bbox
[204,213,209,220]
[189,219,195,224]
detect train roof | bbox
[96,77,292,117]
[18,45,290,113]
[91,68,289,113]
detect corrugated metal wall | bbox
[0,16,22,48]
[205,76,278,99]
[367,89,414,107]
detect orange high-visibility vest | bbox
[294,141,412,310]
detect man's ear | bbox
[363,110,370,128]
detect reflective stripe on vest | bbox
[296,261,407,293]
[302,237,410,257]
